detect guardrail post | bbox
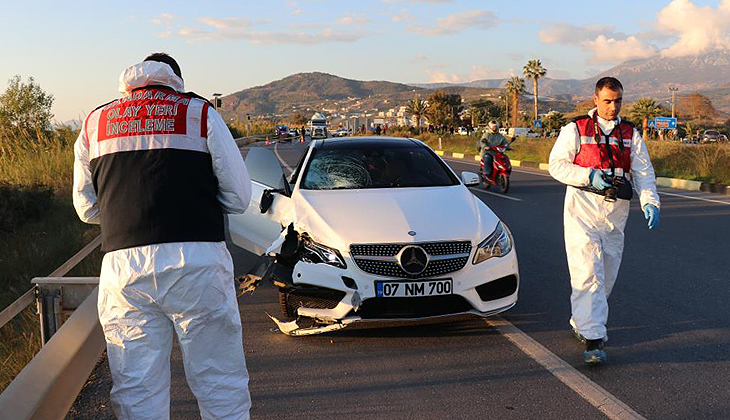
[37,288,60,344]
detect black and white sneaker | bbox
[583,339,607,365]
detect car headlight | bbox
[473,221,513,264]
[301,237,347,269]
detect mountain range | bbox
[220,50,730,120]
[414,50,730,106]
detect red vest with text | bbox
[84,86,221,253]
[572,115,633,173]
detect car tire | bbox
[278,288,297,318]
[498,174,510,194]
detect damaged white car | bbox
[229,137,519,335]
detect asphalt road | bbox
[70,140,730,420]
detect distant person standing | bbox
[73,53,253,419]
[375,124,382,135]
[548,76,660,365]
[383,124,388,135]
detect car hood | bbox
[292,185,499,252]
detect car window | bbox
[244,147,286,189]
[300,144,459,190]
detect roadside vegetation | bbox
[384,128,730,185]
[0,76,102,392]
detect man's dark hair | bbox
[143,52,182,79]
[595,77,623,94]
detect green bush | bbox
[0,182,54,232]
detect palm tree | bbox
[629,98,663,140]
[405,95,428,132]
[523,59,547,124]
[505,77,525,127]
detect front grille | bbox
[287,287,346,310]
[475,275,518,301]
[350,241,472,279]
[352,295,474,319]
[350,241,471,257]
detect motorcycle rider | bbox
[548,77,660,365]
[479,120,509,178]
[73,53,252,419]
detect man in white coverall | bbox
[548,77,660,365]
[73,53,253,419]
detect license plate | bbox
[375,279,453,298]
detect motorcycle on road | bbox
[479,142,513,194]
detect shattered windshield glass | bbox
[300,143,459,190]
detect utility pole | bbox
[669,87,678,118]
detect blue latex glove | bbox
[643,204,660,229]
[589,168,611,191]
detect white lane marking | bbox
[468,187,523,202]
[658,190,730,206]
[444,157,730,205]
[273,142,294,175]
[486,317,648,420]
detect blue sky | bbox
[1,0,727,121]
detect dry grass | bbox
[0,128,102,392]
[0,128,76,195]
[647,141,730,184]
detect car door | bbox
[227,147,294,255]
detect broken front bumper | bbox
[271,248,519,335]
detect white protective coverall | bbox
[73,61,253,420]
[548,108,660,340]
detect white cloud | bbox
[337,13,370,26]
[244,29,365,45]
[656,0,730,57]
[408,9,498,36]
[151,13,179,26]
[412,54,428,61]
[424,69,462,83]
[540,1,730,64]
[583,35,657,63]
[158,15,366,45]
[539,23,622,46]
[468,65,490,80]
[391,9,414,22]
[423,65,508,83]
[540,22,656,63]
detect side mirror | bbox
[260,174,293,214]
[260,190,274,213]
[461,171,480,187]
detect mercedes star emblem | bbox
[397,245,429,275]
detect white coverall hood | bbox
[548,111,660,340]
[118,61,185,96]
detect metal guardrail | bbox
[0,284,104,420]
[0,235,103,420]
[0,235,101,333]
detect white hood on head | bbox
[118,61,184,96]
